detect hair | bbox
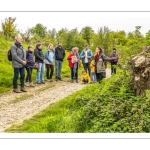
[48,43,53,50]
[97,46,103,53]
[36,43,42,49]
[82,70,86,74]
[84,44,88,47]
[15,34,22,40]
[58,41,62,44]
[28,45,33,49]
[91,56,95,59]
[74,47,79,51]
[72,47,75,52]
[113,48,116,50]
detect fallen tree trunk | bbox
[130,48,150,96]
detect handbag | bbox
[33,62,39,69]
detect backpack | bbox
[7,45,18,61]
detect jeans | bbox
[46,64,54,79]
[83,63,91,76]
[26,67,33,82]
[70,67,78,80]
[111,63,117,75]
[90,72,96,82]
[13,67,25,89]
[36,63,45,83]
[55,60,62,78]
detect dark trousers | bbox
[46,64,54,79]
[83,63,91,76]
[13,67,25,89]
[111,63,117,75]
[96,72,104,83]
[26,67,33,82]
[70,67,78,80]
[82,79,88,84]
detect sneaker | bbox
[49,79,53,82]
[58,77,62,81]
[20,87,27,92]
[76,80,79,83]
[13,88,22,93]
[41,82,45,84]
[25,82,30,87]
[30,82,35,87]
[37,82,41,84]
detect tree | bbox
[31,23,47,39]
[80,26,94,45]
[1,17,16,39]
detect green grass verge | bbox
[5,69,150,133]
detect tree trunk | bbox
[130,47,150,96]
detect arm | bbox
[80,51,85,59]
[45,50,51,63]
[11,45,23,64]
[102,54,115,62]
[55,48,58,59]
[67,53,73,61]
[88,50,93,58]
[34,49,44,61]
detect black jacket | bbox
[55,46,65,61]
[34,48,44,63]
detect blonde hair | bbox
[74,47,79,51]
[48,43,53,50]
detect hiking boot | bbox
[13,88,22,93]
[25,82,30,87]
[20,87,27,92]
[30,82,35,87]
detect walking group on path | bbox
[9,35,119,93]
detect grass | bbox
[5,69,150,133]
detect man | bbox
[11,35,27,93]
[80,44,93,76]
[110,48,119,75]
[55,41,66,81]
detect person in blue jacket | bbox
[80,44,93,76]
[45,44,55,82]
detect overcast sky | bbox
[1,12,150,36]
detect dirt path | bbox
[0,68,111,132]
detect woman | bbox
[34,43,45,84]
[95,46,116,83]
[45,44,55,82]
[67,47,80,83]
[25,45,35,87]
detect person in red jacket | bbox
[67,47,80,83]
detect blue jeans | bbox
[13,67,25,89]
[55,60,62,78]
[90,72,96,82]
[36,63,45,83]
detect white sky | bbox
[0,0,150,35]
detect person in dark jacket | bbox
[55,41,65,81]
[34,43,45,84]
[25,46,35,87]
[11,35,27,93]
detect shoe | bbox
[58,77,62,81]
[47,79,50,81]
[56,77,58,81]
[41,82,45,84]
[49,79,53,82]
[30,82,35,87]
[20,87,27,92]
[13,88,22,93]
[71,79,74,83]
[25,82,30,87]
[37,82,41,84]
[76,80,79,83]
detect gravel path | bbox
[0,68,111,132]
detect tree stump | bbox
[130,47,150,96]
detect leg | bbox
[20,67,25,88]
[87,63,91,76]
[13,68,19,89]
[111,64,113,75]
[83,63,88,73]
[46,64,50,79]
[71,68,74,79]
[37,63,42,83]
[28,68,32,83]
[55,60,59,79]
[26,68,29,82]
[50,65,54,79]
[41,63,45,82]
[59,61,62,79]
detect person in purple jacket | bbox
[110,48,119,75]
[25,46,35,87]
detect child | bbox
[90,56,96,83]
[80,70,91,84]
[25,46,35,87]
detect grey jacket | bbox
[97,53,114,73]
[11,42,26,68]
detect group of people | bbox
[10,35,119,93]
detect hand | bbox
[51,62,54,65]
[113,57,116,60]
[22,61,26,65]
[43,60,45,63]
